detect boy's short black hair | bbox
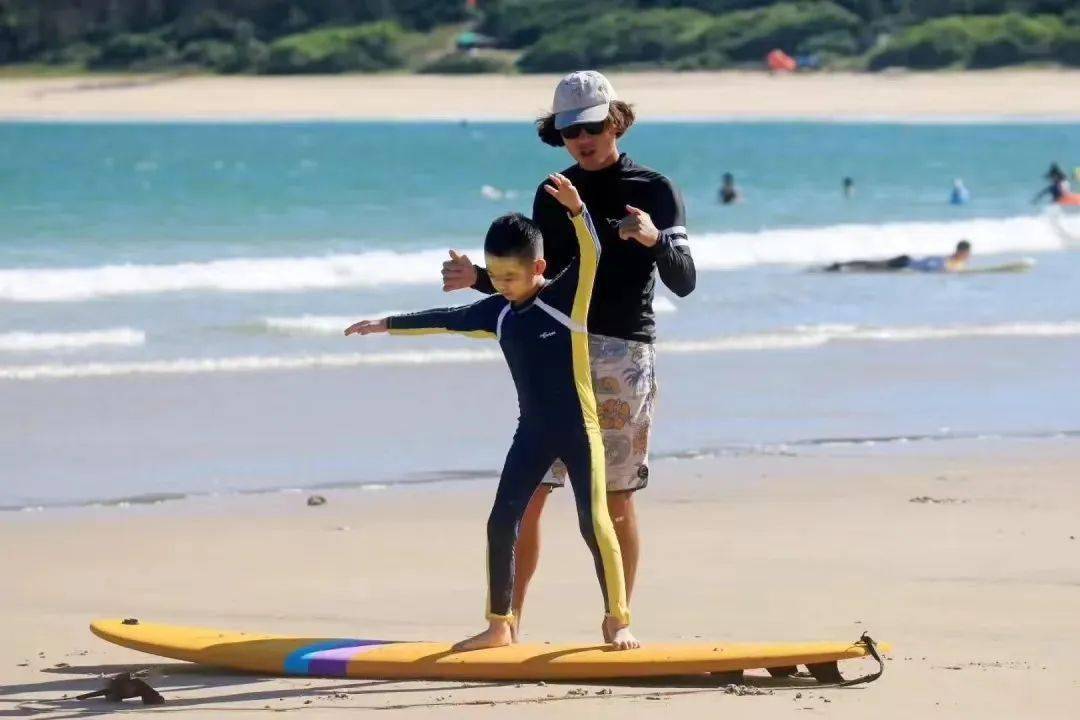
[956,240,972,253]
[485,212,543,261]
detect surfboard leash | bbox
[836,632,885,687]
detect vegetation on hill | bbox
[1,1,1077,73]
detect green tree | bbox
[518,8,714,71]
[264,21,410,73]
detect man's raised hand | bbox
[617,204,660,247]
[441,249,477,292]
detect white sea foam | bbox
[689,215,1063,271]
[262,301,672,336]
[3,321,1077,381]
[0,248,468,303]
[0,215,1064,302]
[261,314,402,335]
[0,348,503,380]
[652,296,678,314]
[659,321,1080,354]
[0,328,145,352]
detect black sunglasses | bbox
[559,121,606,140]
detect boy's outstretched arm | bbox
[345,295,505,340]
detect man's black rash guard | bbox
[472,154,695,344]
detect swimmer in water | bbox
[824,240,972,273]
[950,178,970,205]
[842,176,855,198]
[1032,163,1071,205]
[718,172,741,204]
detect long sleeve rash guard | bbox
[472,154,695,344]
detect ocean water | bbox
[2,121,1079,507]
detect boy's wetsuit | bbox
[386,208,630,626]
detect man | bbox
[441,70,695,638]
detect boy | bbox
[345,174,637,651]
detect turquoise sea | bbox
[2,121,1079,507]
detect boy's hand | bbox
[617,205,660,247]
[441,249,477,292]
[543,173,584,216]
[344,319,388,336]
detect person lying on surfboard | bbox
[345,174,639,652]
[822,240,972,273]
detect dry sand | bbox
[3,439,1079,717]
[3,70,1080,121]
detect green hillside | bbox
[1,1,1078,74]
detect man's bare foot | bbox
[602,616,640,650]
[509,614,520,644]
[452,620,513,651]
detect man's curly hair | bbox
[536,100,636,147]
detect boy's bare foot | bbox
[609,626,640,650]
[452,620,514,651]
[602,616,640,650]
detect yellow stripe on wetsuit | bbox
[568,211,631,626]
[388,327,495,340]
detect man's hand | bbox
[617,205,660,247]
[344,318,388,336]
[441,249,477,292]
[543,172,584,216]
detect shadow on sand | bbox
[0,660,865,717]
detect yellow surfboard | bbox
[91,619,888,682]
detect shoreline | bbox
[4,432,1077,514]
[3,70,1080,122]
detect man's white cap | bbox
[552,70,617,130]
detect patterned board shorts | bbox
[543,334,657,493]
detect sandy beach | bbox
[3,70,1080,121]
[3,439,1079,717]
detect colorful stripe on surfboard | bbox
[284,639,399,676]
